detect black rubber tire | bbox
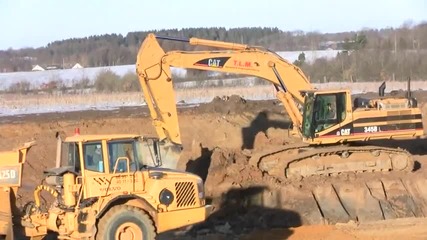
[96,205,156,240]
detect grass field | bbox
[0,80,425,115]
[0,86,274,109]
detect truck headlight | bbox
[196,179,205,199]
[159,188,174,206]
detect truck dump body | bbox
[0,141,35,239]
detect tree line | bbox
[5,70,141,94]
[1,21,427,83]
[296,23,427,82]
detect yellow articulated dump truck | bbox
[0,129,212,240]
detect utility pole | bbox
[394,31,397,60]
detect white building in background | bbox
[1,49,344,91]
[72,63,83,69]
[275,49,344,64]
[32,65,45,71]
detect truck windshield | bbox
[302,93,315,138]
[108,140,139,173]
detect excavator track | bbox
[249,143,414,180]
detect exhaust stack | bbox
[378,81,386,97]
[406,76,412,99]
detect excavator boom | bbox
[137,33,313,148]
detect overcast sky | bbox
[0,0,426,50]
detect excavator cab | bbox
[302,90,348,139]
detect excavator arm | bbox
[136,33,313,151]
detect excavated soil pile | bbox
[182,139,427,237]
[195,94,283,114]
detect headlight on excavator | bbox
[196,178,205,199]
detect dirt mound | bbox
[196,95,282,114]
[181,114,427,237]
[194,146,427,234]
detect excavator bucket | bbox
[158,141,183,169]
[139,138,182,169]
[0,141,35,239]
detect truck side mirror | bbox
[152,140,162,167]
[55,132,62,168]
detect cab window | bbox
[61,142,81,173]
[313,93,346,133]
[83,142,104,172]
[108,140,138,173]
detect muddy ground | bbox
[2,90,427,239]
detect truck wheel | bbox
[96,205,156,240]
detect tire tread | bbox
[96,204,156,240]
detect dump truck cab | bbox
[19,130,211,240]
[59,133,164,175]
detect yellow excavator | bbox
[136,33,424,180]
